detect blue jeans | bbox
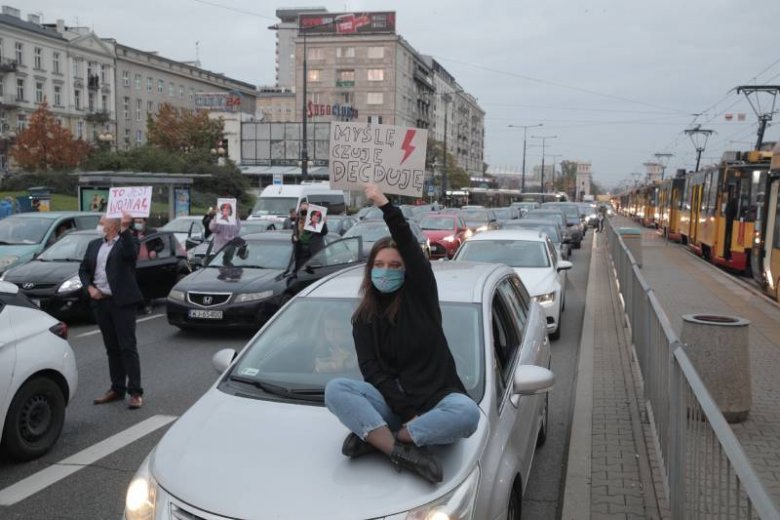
[324,378,480,447]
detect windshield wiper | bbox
[228,375,324,402]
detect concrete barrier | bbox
[681,314,752,423]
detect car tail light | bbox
[49,322,68,340]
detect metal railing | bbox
[605,219,780,519]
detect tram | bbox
[657,175,687,241]
[752,141,780,300]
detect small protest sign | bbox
[329,121,428,198]
[304,204,328,233]
[216,198,237,225]
[106,187,152,218]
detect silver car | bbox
[124,262,554,520]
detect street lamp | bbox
[508,123,543,193]
[684,125,714,172]
[531,135,557,193]
[546,153,562,192]
[654,153,673,181]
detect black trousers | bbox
[93,298,143,396]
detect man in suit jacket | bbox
[79,213,145,409]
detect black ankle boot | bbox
[388,442,443,483]
[341,433,378,458]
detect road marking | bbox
[0,414,177,506]
[75,313,164,338]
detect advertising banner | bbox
[174,188,191,217]
[299,12,395,35]
[328,122,428,198]
[80,187,109,213]
[106,186,152,218]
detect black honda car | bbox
[1,230,191,318]
[166,231,364,330]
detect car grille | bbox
[16,282,57,291]
[171,503,207,520]
[187,292,232,307]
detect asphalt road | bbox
[0,232,592,519]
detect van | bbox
[247,183,346,222]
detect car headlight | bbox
[0,255,19,270]
[125,454,157,520]
[386,466,480,520]
[534,291,556,304]
[475,226,488,233]
[57,275,83,294]
[441,235,456,243]
[168,289,186,302]
[234,290,274,303]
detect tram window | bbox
[774,195,780,249]
[748,171,765,221]
[702,173,713,215]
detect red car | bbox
[419,213,471,259]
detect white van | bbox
[248,183,346,222]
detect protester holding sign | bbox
[324,183,480,484]
[292,201,328,271]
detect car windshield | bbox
[344,222,392,241]
[546,204,579,220]
[420,216,455,230]
[526,211,565,226]
[0,216,51,244]
[161,219,197,233]
[252,197,297,216]
[503,222,560,243]
[208,239,292,269]
[493,208,513,220]
[459,210,489,221]
[458,240,550,268]
[229,298,484,401]
[38,234,94,261]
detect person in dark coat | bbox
[79,213,145,409]
[324,184,480,484]
[292,201,328,271]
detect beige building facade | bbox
[256,86,296,123]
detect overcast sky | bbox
[24,0,780,189]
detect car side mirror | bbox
[213,348,237,374]
[512,365,555,396]
[557,260,573,271]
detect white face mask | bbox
[96,224,105,238]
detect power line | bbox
[188,0,276,20]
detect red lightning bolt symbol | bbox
[400,129,416,164]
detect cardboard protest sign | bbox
[216,198,237,225]
[329,122,428,198]
[106,186,152,218]
[304,204,328,233]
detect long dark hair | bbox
[353,236,404,324]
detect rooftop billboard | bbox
[299,12,396,35]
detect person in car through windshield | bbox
[324,184,480,484]
[314,309,358,374]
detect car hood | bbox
[512,267,558,297]
[421,229,456,241]
[177,266,286,292]
[152,389,487,519]
[3,260,78,285]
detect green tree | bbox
[426,138,470,191]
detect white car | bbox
[0,281,77,461]
[125,262,553,520]
[453,229,572,339]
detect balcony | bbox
[0,58,17,73]
[85,110,110,124]
[88,74,100,90]
[0,95,19,110]
[335,80,355,88]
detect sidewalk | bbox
[562,230,664,519]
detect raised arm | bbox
[117,213,139,261]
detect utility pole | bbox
[546,154,563,192]
[735,85,780,150]
[531,135,557,193]
[441,93,451,204]
[508,123,543,192]
[654,153,673,181]
[684,125,714,172]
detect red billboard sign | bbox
[299,12,396,35]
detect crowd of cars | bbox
[0,196,599,518]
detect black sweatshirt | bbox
[352,202,467,421]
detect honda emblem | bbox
[203,296,213,305]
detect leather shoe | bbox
[128,394,143,409]
[93,389,124,405]
[389,441,442,483]
[342,433,377,458]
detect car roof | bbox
[464,229,547,242]
[240,230,292,241]
[8,211,96,219]
[303,261,511,303]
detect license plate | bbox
[188,309,223,319]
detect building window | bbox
[158,79,164,94]
[135,74,141,90]
[307,69,321,82]
[87,62,95,78]
[189,88,194,101]
[88,92,95,112]
[367,46,384,59]
[35,81,44,103]
[17,113,27,131]
[75,89,82,110]
[336,47,355,58]
[123,96,130,120]
[147,77,153,92]
[102,94,108,110]
[179,85,184,98]
[367,115,383,124]
[76,121,84,139]
[53,52,61,74]
[147,100,154,113]
[34,47,42,69]
[136,129,143,145]
[124,128,130,148]
[74,58,84,78]
[101,64,108,83]
[336,70,355,87]
[136,99,142,121]
[14,42,22,65]
[168,82,174,97]
[367,92,384,105]
[367,69,384,81]
[0,39,3,61]
[307,47,324,60]
[122,70,130,87]
[16,78,24,101]
[54,85,62,106]
[337,92,354,105]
